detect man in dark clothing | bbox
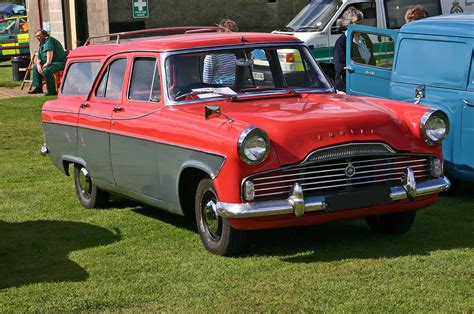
[333,7,375,92]
[28,30,66,96]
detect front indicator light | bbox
[244,180,255,202]
[430,157,443,177]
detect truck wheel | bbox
[365,210,416,234]
[195,178,247,256]
[74,165,110,208]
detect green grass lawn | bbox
[0,96,473,312]
[0,61,23,88]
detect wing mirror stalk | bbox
[205,105,233,123]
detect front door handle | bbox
[80,103,90,109]
[113,106,124,112]
[463,99,474,108]
[344,66,355,73]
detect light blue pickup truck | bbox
[345,14,474,182]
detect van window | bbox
[332,2,377,34]
[396,39,470,89]
[62,61,101,95]
[350,32,395,69]
[128,57,161,101]
[95,58,127,99]
[385,0,441,29]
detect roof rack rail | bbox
[84,26,220,46]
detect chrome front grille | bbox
[249,155,432,201]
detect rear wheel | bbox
[365,210,416,234]
[74,165,110,208]
[195,179,247,256]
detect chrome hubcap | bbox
[203,197,220,240]
[79,167,92,198]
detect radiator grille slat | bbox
[248,153,432,201]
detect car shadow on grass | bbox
[132,205,197,233]
[242,193,474,261]
[0,220,121,290]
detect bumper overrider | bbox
[216,168,451,219]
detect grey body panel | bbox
[44,122,225,215]
[110,133,161,200]
[159,143,226,214]
[43,122,78,173]
[77,127,115,185]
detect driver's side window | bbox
[331,2,377,34]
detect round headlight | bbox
[238,126,270,165]
[420,109,449,146]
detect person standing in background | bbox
[405,5,429,23]
[28,29,66,96]
[333,7,375,92]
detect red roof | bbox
[68,32,300,58]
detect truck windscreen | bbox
[282,0,342,32]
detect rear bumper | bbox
[216,175,450,219]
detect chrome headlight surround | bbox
[420,109,450,146]
[238,126,270,165]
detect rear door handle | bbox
[113,106,124,112]
[80,103,90,109]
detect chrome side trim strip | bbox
[217,176,451,219]
[42,107,162,120]
[41,121,226,159]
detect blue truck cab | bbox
[345,14,474,182]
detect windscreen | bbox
[282,0,342,32]
[165,45,332,103]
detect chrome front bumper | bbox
[216,170,451,219]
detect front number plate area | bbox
[325,186,392,212]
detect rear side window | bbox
[395,39,470,89]
[385,0,441,29]
[61,62,101,96]
[95,58,127,99]
[128,57,161,101]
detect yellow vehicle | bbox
[0,15,29,61]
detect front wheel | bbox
[365,210,416,234]
[195,179,247,256]
[74,165,110,208]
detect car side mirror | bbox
[205,105,221,120]
[331,19,345,33]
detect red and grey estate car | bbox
[41,27,450,255]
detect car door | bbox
[110,54,163,199]
[455,53,474,180]
[345,24,398,98]
[78,56,128,187]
